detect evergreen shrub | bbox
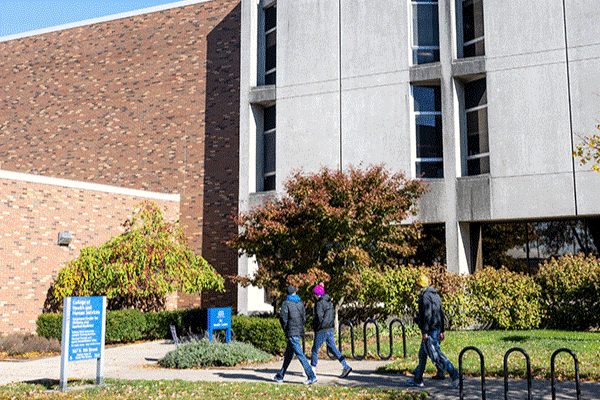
[231,315,286,355]
[467,267,542,330]
[536,254,600,330]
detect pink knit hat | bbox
[313,285,325,296]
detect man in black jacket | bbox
[406,275,459,389]
[274,285,317,384]
[310,284,352,377]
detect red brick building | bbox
[0,0,241,332]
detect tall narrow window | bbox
[461,0,484,57]
[465,78,489,175]
[263,105,276,191]
[413,85,443,178]
[263,4,276,85]
[411,0,440,65]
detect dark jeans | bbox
[275,336,315,380]
[413,330,458,383]
[310,330,349,369]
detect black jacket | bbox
[417,287,445,334]
[312,294,335,334]
[279,294,306,338]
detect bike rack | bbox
[338,318,407,360]
[383,318,406,360]
[459,346,486,400]
[339,319,365,360]
[551,348,581,400]
[503,347,532,400]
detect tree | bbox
[47,200,224,312]
[229,164,427,313]
[573,125,600,172]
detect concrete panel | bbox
[341,83,412,172]
[277,92,341,186]
[575,170,600,216]
[417,179,447,223]
[278,0,340,87]
[491,173,576,220]
[484,0,565,59]
[456,175,491,221]
[568,56,600,173]
[487,63,573,177]
[341,0,408,78]
[565,0,600,48]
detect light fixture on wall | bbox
[57,231,73,246]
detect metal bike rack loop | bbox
[459,346,486,400]
[503,347,532,400]
[339,319,365,360]
[551,348,581,400]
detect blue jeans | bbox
[275,336,315,380]
[413,330,458,383]
[310,330,349,369]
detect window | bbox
[461,0,484,57]
[465,78,489,175]
[410,0,440,64]
[263,105,276,191]
[413,85,443,178]
[263,4,276,85]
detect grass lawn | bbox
[374,329,600,381]
[0,379,429,400]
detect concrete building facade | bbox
[238,0,600,313]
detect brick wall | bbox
[0,0,241,312]
[0,173,179,333]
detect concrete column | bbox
[439,0,470,274]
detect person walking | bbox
[406,274,459,389]
[310,284,352,378]
[274,285,317,385]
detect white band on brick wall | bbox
[0,170,179,202]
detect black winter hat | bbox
[286,285,297,295]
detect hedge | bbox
[36,308,285,353]
[231,315,287,355]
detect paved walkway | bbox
[1,340,599,399]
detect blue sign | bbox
[60,296,107,391]
[67,296,105,361]
[207,307,231,342]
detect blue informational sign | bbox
[67,296,105,361]
[60,296,107,391]
[207,307,231,343]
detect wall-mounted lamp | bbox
[57,231,73,246]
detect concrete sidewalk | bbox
[1,340,599,399]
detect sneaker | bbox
[406,379,424,387]
[450,375,459,389]
[303,377,317,385]
[340,366,352,378]
[273,375,283,383]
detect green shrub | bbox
[36,313,63,340]
[105,309,147,343]
[158,338,272,368]
[231,315,286,355]
[467,267,542,330]
[536,253,600,330]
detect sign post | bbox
[206,307,231,343]
[59,296,107,391]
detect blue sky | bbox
[0,0,185,37]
